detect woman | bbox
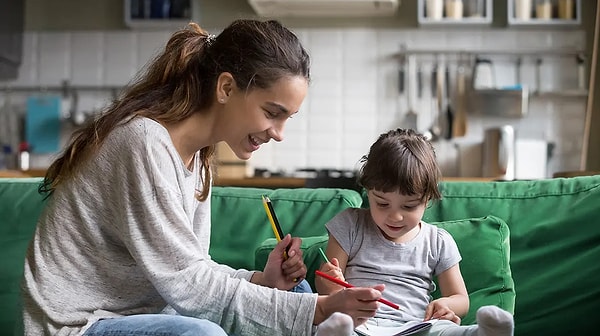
[21,19,384,336]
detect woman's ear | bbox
[216,72,235,103]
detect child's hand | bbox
[316,257,346,294]
[424,298,461,325]
[319,257,345,281]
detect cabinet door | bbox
[0,0,24,79]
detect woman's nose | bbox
[268,124,284,142]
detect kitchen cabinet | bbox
[418,0,493,26]
[124,0,192,30]
[508,0,581,26]
[0,0,24,80]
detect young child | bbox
[316,128,514,336]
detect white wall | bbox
[0,27,587,177]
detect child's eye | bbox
[376,202,389,208]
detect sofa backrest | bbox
[422,176,600,336]
[209,186,363,271]
[0,179,363,334]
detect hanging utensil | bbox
[452,59,467,138]
[444,64,454,140]
[424,60,441,141]
[402,55,418,130]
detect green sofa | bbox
[1,176,599,335]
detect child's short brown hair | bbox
[357,128,442,202]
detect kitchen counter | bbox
[1,170,497,187]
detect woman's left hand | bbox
[261,234,307,290]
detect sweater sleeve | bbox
[107,119,317,335]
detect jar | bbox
[515,0,532,20]
[426,0,444,20]
[535,0,553,19]
[558,0,574,19]
[445,0,464,19]
[465,0,485,17]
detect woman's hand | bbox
[260,234,307,290]
[314,284,386,327]
[424,298,461,325]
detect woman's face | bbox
[222,75,308,160]
[367,189,427,243]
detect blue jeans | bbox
[83,314,228,336]
[83,280,312,335]
[291,279,313,293]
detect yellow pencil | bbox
[262,195,298,282]
[262,195,284,241]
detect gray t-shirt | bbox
[22,117,316,336]
[326,207,461,323]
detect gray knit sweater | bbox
[22,117,316,335]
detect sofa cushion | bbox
[255,215,514,325]
[428,216,515,324]
[210,187,363,271]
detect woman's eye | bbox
[265,110,278,119]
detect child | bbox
[316,128,514,336]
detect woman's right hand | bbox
[313,284,385,327]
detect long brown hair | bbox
[40,19,310,201]
[358,128,442,202]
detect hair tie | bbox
[206,34,216,46]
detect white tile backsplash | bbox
[38,33,71,86]
[103,32,138,86]
[0,27,588,177]
[71,32,104,86]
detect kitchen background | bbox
[0,0,598,180]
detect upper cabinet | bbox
[418,0,493,26]
[508,0,581,26]
[0,0,24,80]
[124,0,192,30]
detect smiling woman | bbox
[20,18,386,336]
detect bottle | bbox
[18,142,30,171]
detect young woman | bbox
[316,129,515,336]
[21,19,384,336]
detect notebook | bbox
[354,319,438,336]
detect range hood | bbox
[248,0,399,17]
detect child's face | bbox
[367,189,427,243]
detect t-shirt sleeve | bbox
[433,228,462,276]
[325,208,360,257]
